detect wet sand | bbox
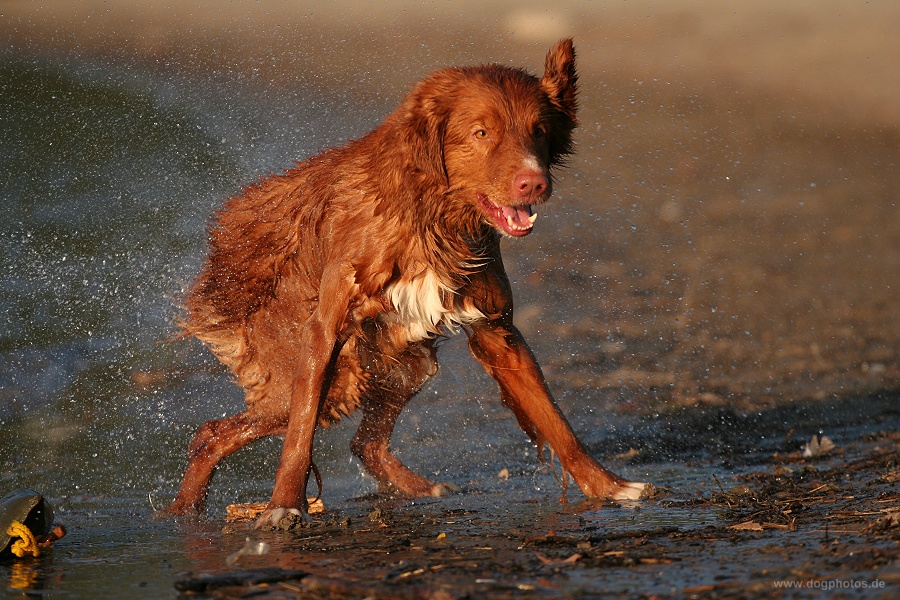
[180,422,900,598]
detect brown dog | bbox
[165,39,647,526]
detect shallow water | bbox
[0,461,717,598]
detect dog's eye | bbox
[474,129,489,139]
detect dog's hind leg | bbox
[164,412,286,515]
[351,389,458,497]
[350,340,457,497]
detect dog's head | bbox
[398,39,578,238]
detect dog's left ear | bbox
[541,38,578,120]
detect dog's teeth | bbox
[506,215,515,228]
[528,212,538,224]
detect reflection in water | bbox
[8,561,40,591]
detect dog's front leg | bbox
[255,266,356,529]
[468,322,647,501]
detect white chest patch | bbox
[386,270,484,342]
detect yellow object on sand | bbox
[6,520,40,558]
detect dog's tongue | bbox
[501,204,534,233]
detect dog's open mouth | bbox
[477,194,537,237]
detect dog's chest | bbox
[384,270,484,342]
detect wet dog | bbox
[165,39,647,526]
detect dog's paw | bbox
[612,481,653,501]
[254,507,309,531]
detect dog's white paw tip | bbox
[612,481,650,501]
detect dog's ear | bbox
[541,38,578,121]
[399,81,451,185]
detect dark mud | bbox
[173,408,899,599]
